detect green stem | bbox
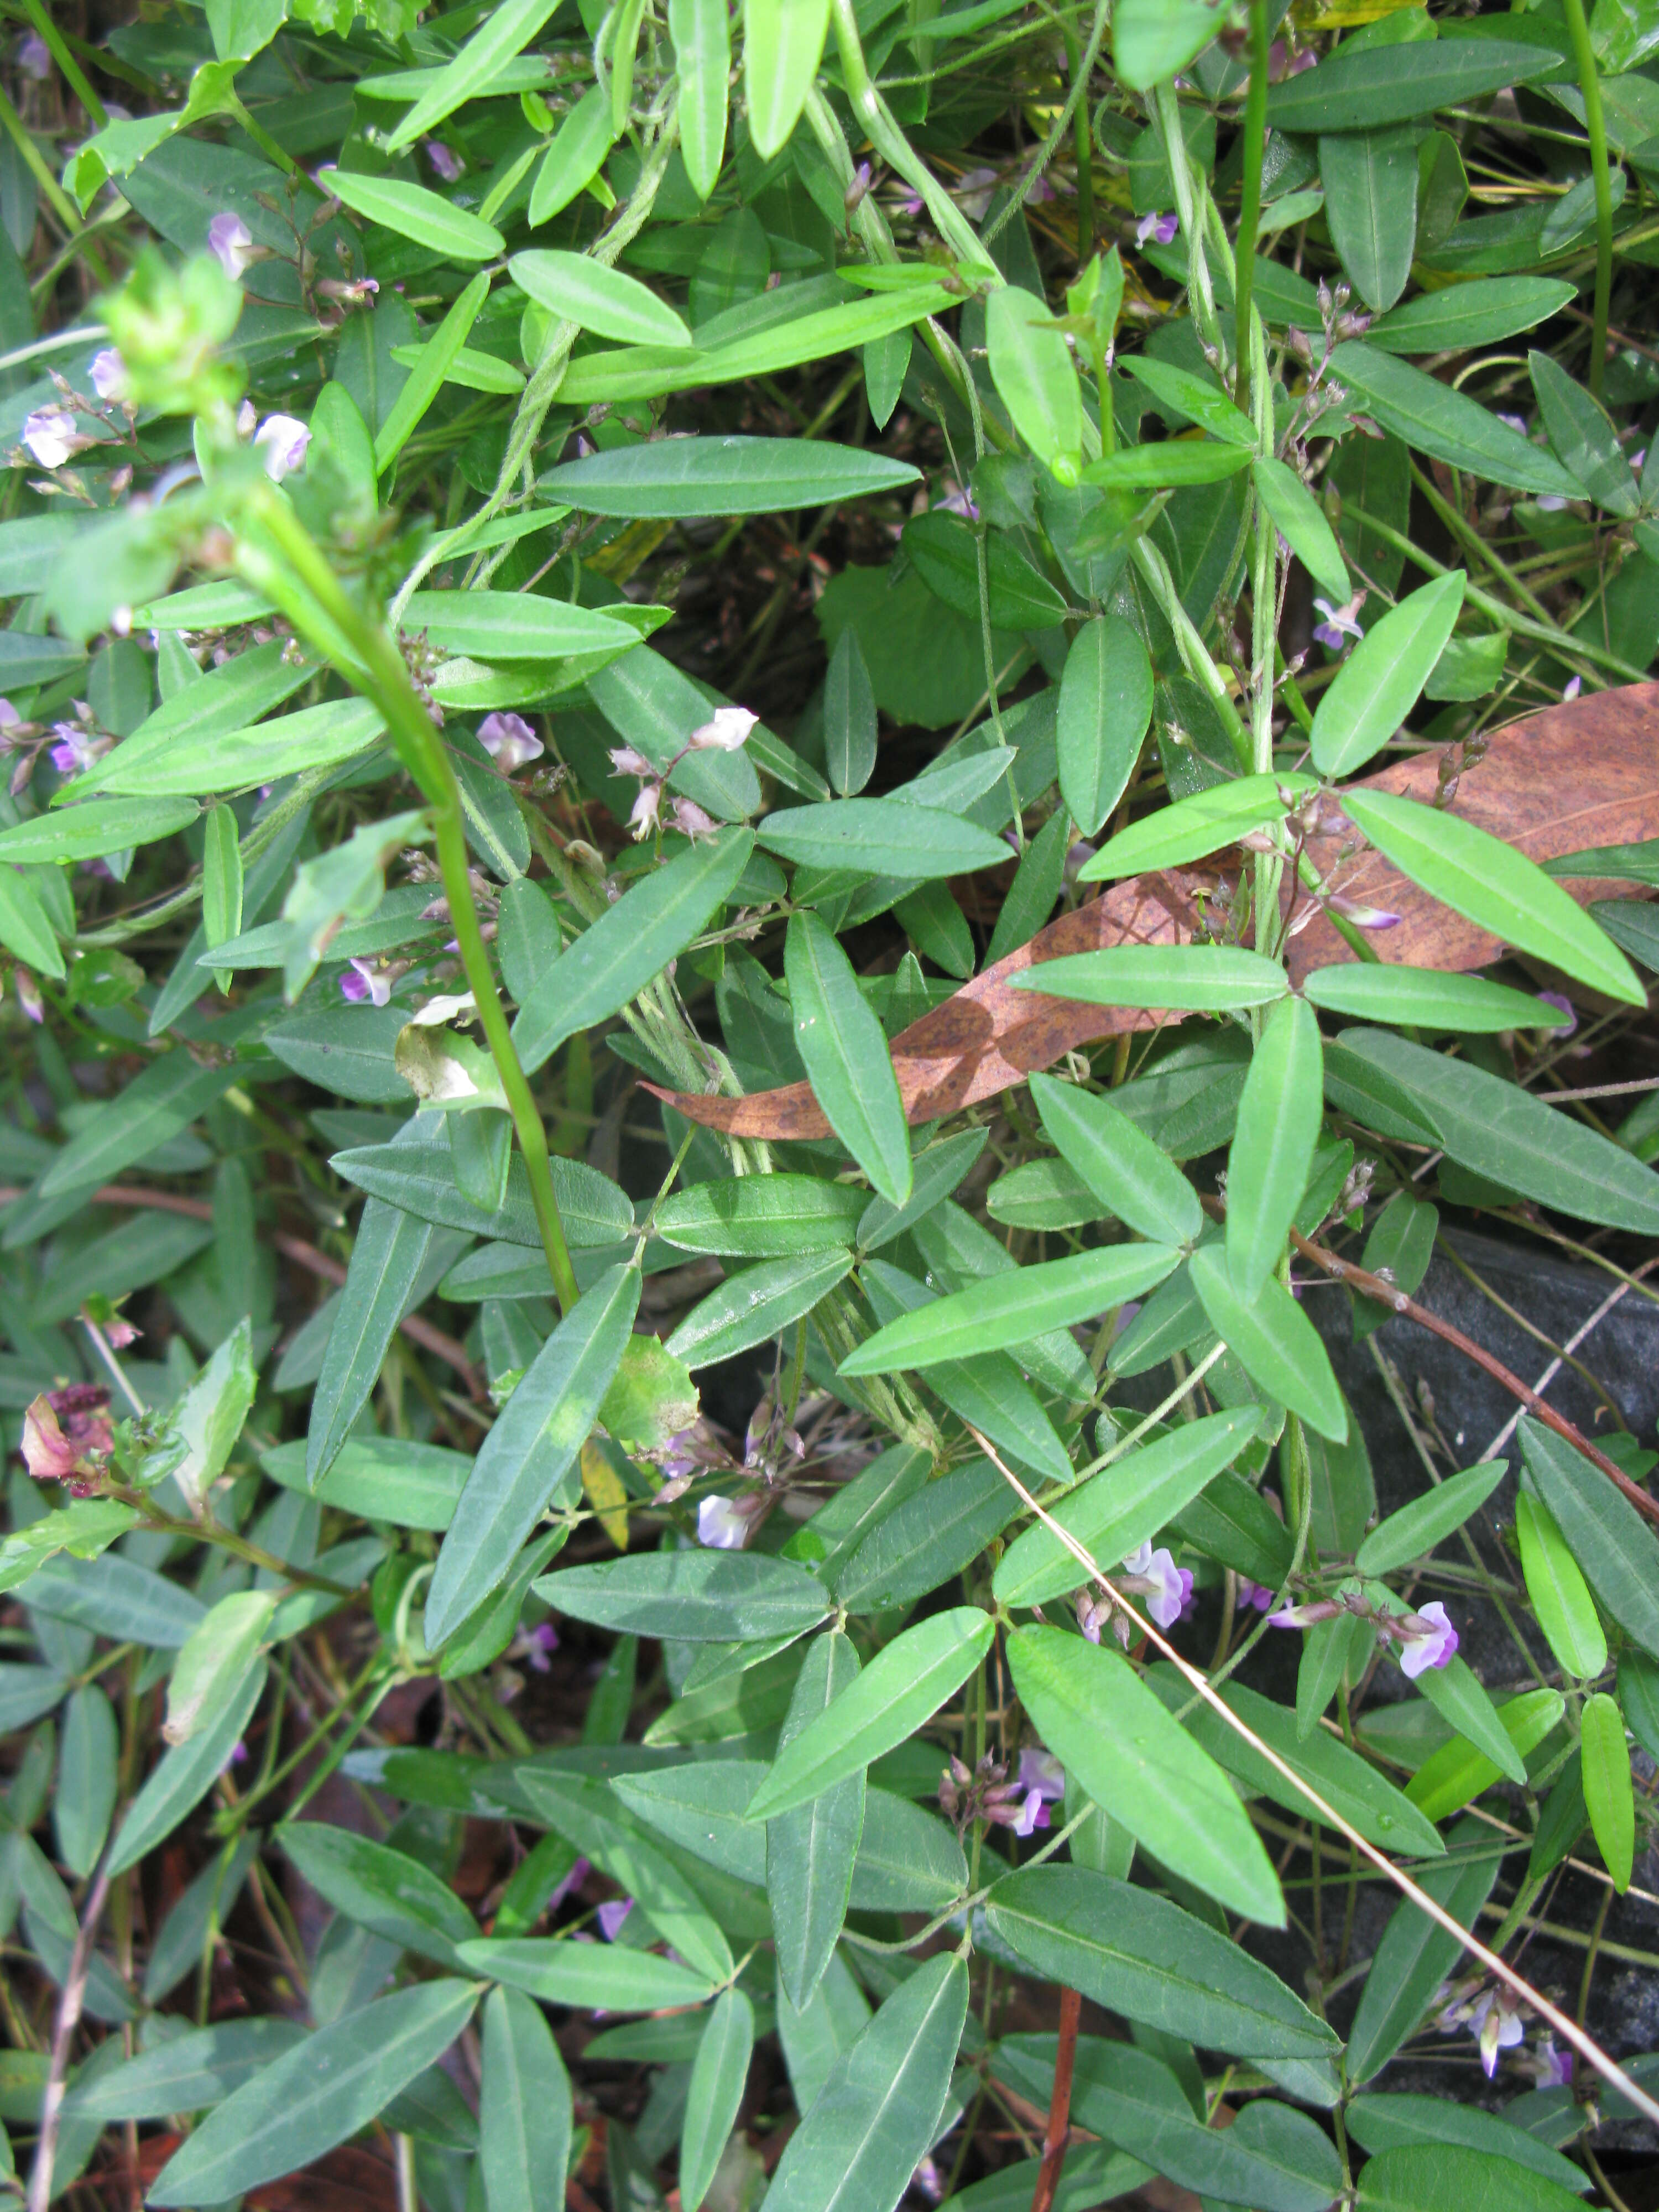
[1560,0,1612,401]
[1232,0,1271,410]
[243,487,581,1315]
[983,0,1108,251]
[223,90,300,178]
[1062,24,1093,259]
[1153,81,1225,368]
[1129,535,1250,766]
[117,1494,352,1595]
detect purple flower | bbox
[1536,990,1575,1035]
[1312,590,1366,653]
[477,711,544,773]
[1136,211,1178,247]
[1496,413,1528,436]
[597,1897,633,1940]
[697,1494,752,1550]
[1562,675,1582,702]
[1121,1541,1192,1630]
[340,957,392,1007]
[1076,1590,1113,1645]
[1529,2034,1573,2089]
[425,140,464,184]
[207,212,257,281]
[525,1623,557,1672]
[1470,1989,1525,2078]
[22,406,86,469]
[1237,1579,1276,1611]
[546,1855,590,1913]
[49,723,108,775]
[933,484,978,519]
[898,191,925,217]
[254,414,310,481]
[608,744,654,779]
[1267,1599,1343,1630]
[1397,1600,1458,1678]
[1011,1746,1065,1834]
[16,31,49,79]
[90,349,127,403]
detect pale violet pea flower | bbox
[934,483,978,519]
[1562,675,1582,701]
[207,211,257,281]
[1537,990,1575,1036]
[596,1898,633,1940]
[1121,1540,1192,1630]
[1535,495,1571,513]
[340,958,393,1008]
[1528,2035,1573,2089]
[90,349,128,403]
[1471,1989,1525,2078]
[1236,1579,1276,1612]
[48,724,108,776]
[1312,589,1367,653]
[425,139,464,184]
[477,710,544,772]
[15,30,49,79]
[697,1494,752,1550]
[1397,1600,1458,1679]
[254,415,310,481]
[687,705,758,752]
[1136,211,1178,247]
[1011,1746,1066,1837]
[1496,413,1529,436]
[22,405,85,469]
[14,968,43,1021]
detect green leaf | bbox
[514,829,755,1074]
[836,1458,1019,1610]
[1326,343,1582,499]
[149,1980,478,2205]
[903,511,1070,631]
[0,796,197,865]
[1264,39,1561,131]
[1337,1030,1659,1230]
[769,1631,865,2008]
[658,1176,867,1255]
[680,1989,754,2212]
[742,0,831,157]
[825,625,878,798]
[1368,276,1577,354]
[333,1123,630,1246]
[544,435,916,517]
[375,270,491,474]
[1528,348,1640,515]
[403,589,646,661]
[1355,2143,1593,2212]
[1190,1246,1348,1441]
[1251,456,1350,601]
[1079,774,1318,880]
[1345,1819,1501,2080]
[842,1244,1180,1373]
[165,1590,274,1749]
[1123,357,1256,447]
[479,1987,573,2212]
[539,1549,830,1642]
[510,249,691,346]
[745,1608,994,1820]
[1519,1417,1659,1659]
[28,1553,204,1648]
[994,1410,1259,1609]
[279,1823,481,1966]
[587,648,768,812]
[1008,1625,1284,1924]
[785,907,912,1207]
[1056,614,1154,838]
[857,1127,988,1254]
[1320,128,1419,314]
[424,1265,641,1647]
[263,1436,466,1529]
[384,0,560,147]
[1012,943,1290,1013]
[1411,1661,1544,1792]
[760,797,1011,878]
[306,1195,432,1488]
[1345,2093,1592,2198]
[0,865,65,978]
[984,1864,1335,2056]
[60,2020,306,2120]
[1357,1460,1508,1575]
[1404,1687,1565,1824]
[1029,1073,1201,1244]
[326,170,503,259]
[54,1686,118,1880]
[670,0,730,196]
[763,1955,968,2212]
[1516,1493,1607,1679]
[986,285,1083,486]
[1303,966,1569,1032]
[1342,792,1643,1004]
[1310,573,1465,777]
[39,1054,241,1198]
[1227,997,1322,1302]
[1112,0,1222,87]
[1580,1689,1634,1892]
[529,85,617,221]
[1082,441,1253,491]
[458,1936,713,2008]
[666,1248,856,1368]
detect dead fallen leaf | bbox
[648,683,1659,1139]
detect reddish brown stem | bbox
[1292,1227,1659,1528]
[1029,1984,1081,2212]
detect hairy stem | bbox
[1560,0,1613,400]
[1232,0,1271,410]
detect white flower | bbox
[670,796,718,840]
[90,349,127,402]
[608,744,654,779]
[477,711,544,773]
[697,1494,752,1550]
[254,415,310,481]
[207,211,257,281]
[22,406,82,469]
[236,398,257,439]
[686,706,758,752]
[628,783,661,841]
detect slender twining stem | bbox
[828,0,993,273]
[241,487,580,1314]
[27,1865,111,2212]
[1560,0,1613,400]
[1028,1984,1081,2212]
[1232,0,1271,410]
[983,0,1109,250]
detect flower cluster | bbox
[609,705,757,841]
[20,1385,116,1496]
[938,1747,1065,1839]
[1267,1589,1459,1678]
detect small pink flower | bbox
[1136,211,1178,247]
[425,140,464,184]
[1121,1540,1192,1631]
[686,706,757,752]
[697,1494,753,1550]
[103,1318,140,1350]
[21,1397,81,1484]
[596,1897,633,1940]
[22,406,88,469]
[608,744,654,779]
[90,349,127,403]
[627,783,661,841]
[254,415,310,481]
[477,711,544,773]
[1397,1600,1457,1679]
[207,212,257,281]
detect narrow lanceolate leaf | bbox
[786,907,911,1207]
[1030,1073,1202,1245]
[326,171,504,259]
[1326,342,1582,501]
[670,0,730,197]
[306,1197,432,1488]
[457,1937,713,2010]
[825,625,878,796]
[510,250,692,347]
[987,285,1083,484]
[0,796,199,862]
[1516,1492,1606,1680]
[424,1265,640,1648]
[0,864,64,977]
[1356,1460,1507,1577]
[1190,1245,1348,1442]
[544,436,916,518]
[1013,944,1290,1013]
[1082,442,1252,492]
[763,1955,968,2212]
[1264,40,1561,133]
[1123,357,1255,447]
[385,0,560,145]
[148,1983,479,2206]
[666,1248,855,1369]
[375,270,490,473]
[1580,1691,1634,1893]
[1008,1626,1285,1926]
[165,1590,275,1749]
[841,1244,1180,1373]
[278,1823,481,1967]
[55,1685,118,1879]
[681,1989,755,2212]
[657,1176,868,1255]
[994,1410,1260,1609]
[1310,573,1464,778]
[39,1053,239,1197]
[514,829,754,1073]
[983,1865,1338,2057]
[1080,774,1317,881]
[1519,1418,1659,1660]
[746,1608,994,1820]
[1227,997,1323,1302]
[479,1987,573,2212]
[1113,0,1223,87]
[743,0,832,158]
[1355,2143,1590,2212]
[1345,1818,1500,2080]
[1319,128,1418,316]
[1057,614,1154,838]
[1303,966,1571,1033]
[538,1548,830,1643]
[760,797,1010,877]
[107,1661,268,1876]
[1528,348,1641,516]
[1252,455,1350,599]
[1342,791,1644,1005]
[770,1631,864,2011]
